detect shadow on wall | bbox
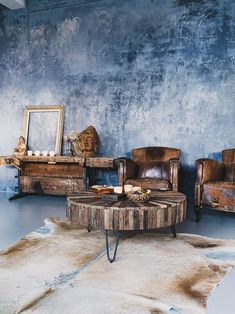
[208,152,222,162]
[93,169,118,187]
[179,165,196,204]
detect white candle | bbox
[124,184,133,192]
[114,186,122,194]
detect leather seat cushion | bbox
[202,181,235,209]
[125,178,171,190]
[137,161,170,180]
[225,163,235,182]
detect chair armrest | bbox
[195,158,225,185]
[169,158,180,192]
[117,158,136,186]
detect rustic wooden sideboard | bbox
[0,156,118,200]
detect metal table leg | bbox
[87,225,92,232]
[170,225,176,238]
[9,192,28,201]
[105,230,121,263]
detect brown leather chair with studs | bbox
[118,146,181,192]
[195,149,235,222]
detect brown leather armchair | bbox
[195,149,235,222]
[118,146,181,192]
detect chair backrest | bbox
[132,146,181,163]
[223,149,235,182]
[222,149,235,166]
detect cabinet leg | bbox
[87,225,92,232]
[195,205,202,223]
[9,193,28,201]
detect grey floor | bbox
[0,193,235,314]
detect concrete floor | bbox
[0,192,235,314]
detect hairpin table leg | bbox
[105,230,121,263]
[170,225,176,238]
[87,225,92,232]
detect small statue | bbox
[63,134,71,156]
[68,130,80,157]
[78,126,100,157]
[68,126,100,157]
[14,136,27,156]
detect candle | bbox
[114,186,123,194]
[124,184,133,192]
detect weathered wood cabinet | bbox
[19,157,86,195]
[0,156,118,199]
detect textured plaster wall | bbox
[0,0,234,200]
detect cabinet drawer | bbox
[21,163,84,178]
[20,176,85,195]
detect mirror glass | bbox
[21,106,64,155]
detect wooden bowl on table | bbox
[127,189,151,203]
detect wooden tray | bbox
[89,188,114,195]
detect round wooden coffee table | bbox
[67,191,187,262]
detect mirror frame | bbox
[21,105,65,155]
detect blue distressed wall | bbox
[0,0,234,200]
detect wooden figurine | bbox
[79,126,100,157]
[13,136,27,157]
[70,126,100,158]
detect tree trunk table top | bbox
[67,191,187,231]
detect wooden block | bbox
[85,157,116,168]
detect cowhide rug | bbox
[1,218,235,314]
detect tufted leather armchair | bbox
[118,147,181,192]
[195,149,235,222]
